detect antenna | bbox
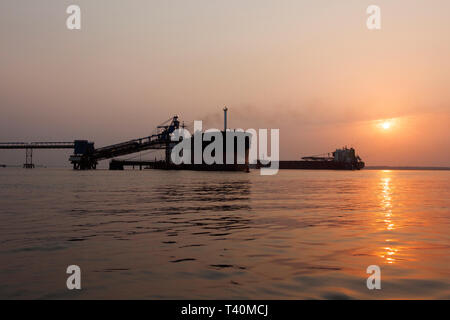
[223,107,228,131]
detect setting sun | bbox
[382,121,391,130]
[376,119,395,131]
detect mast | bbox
[223,107,228,131]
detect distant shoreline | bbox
[365,166,450,171]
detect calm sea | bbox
[0,168,449,299]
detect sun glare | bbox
[377,119,395,131]
[382,121,391,130]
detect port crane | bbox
[0,116,181,170]
[69,116,180,169]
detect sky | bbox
[0,0,449,166]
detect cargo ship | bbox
[256,147,365,170]
[109,108,251,172]
[144,129,251,172]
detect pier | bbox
[0,116,181,170]
[0,142,75,168]
[0,111,251,171]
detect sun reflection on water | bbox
[381,177,395,231]
[378,173,399,264]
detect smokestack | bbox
[223,107,228,131]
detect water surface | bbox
[0,168,449,299]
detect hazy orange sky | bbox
[0,0,449,166]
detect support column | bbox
[23,148,35,168]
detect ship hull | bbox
[110,131,251,172]
[278,160,364,170]
[147,162,249,172]
[253,160,365,170]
